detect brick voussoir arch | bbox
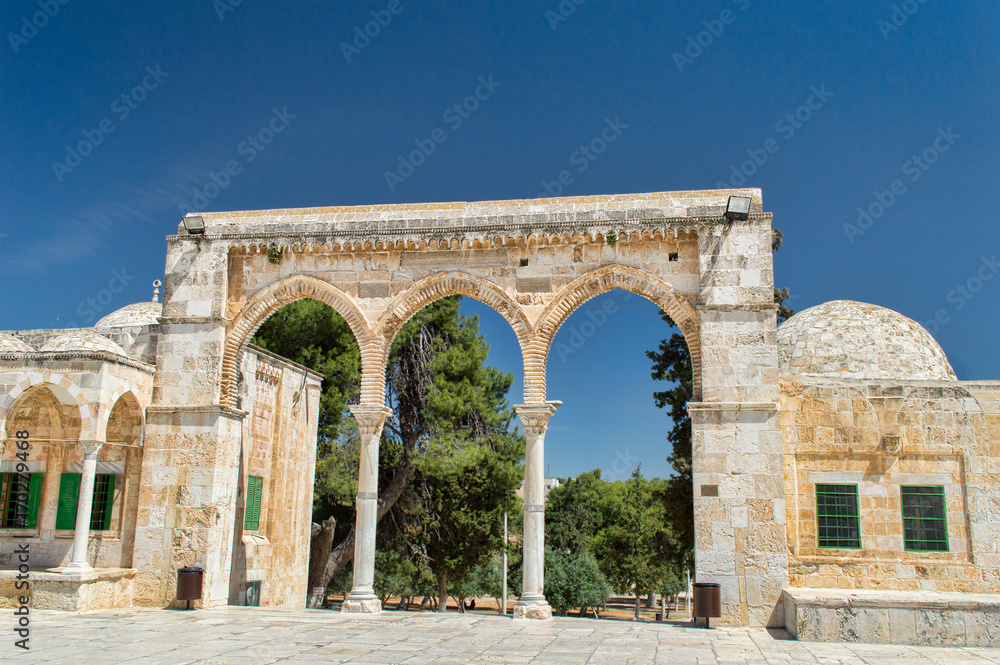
[221,275,378,408]
[0,376,90,441]
[377,271,533,362]
[531,265,702,403]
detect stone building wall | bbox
[781,378,1000,593]
[228,345,321,607]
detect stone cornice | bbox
[0,351,155,373]
[169,213,772,251]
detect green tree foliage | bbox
[646,229,794,567]
[545,470,605,555]
[377,296,524,608]
[253,296,525,600]
[591,467,677,617]
[252,298,362,541]
[544,548,610,616]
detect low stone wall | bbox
[783,588,1000,647]
[0,568,135,611]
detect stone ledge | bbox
[782,587,1000,647]
[0,567,136,612]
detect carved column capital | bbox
[79,440,104,458]
[349,405,393,437]
[514,403,557,437]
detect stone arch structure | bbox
[221,274,379,407]
[532,264,702,404]
[141,189,785,625]
[103,391,145,446]
[0,375,88,442]
[378,270,532,372]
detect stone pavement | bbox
[5,607,1000,665]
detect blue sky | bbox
[2,2,997,480]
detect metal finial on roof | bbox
[152,280,162,303]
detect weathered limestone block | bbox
[513,603,553,620]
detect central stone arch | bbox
[378,270,533,365]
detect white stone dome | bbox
[778,300,956,381]
[0,333,33,354]
[95,301,163,328]
[41,331,129,357]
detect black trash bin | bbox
[692,582,721,628]
[177,566,204,610]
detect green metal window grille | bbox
[244,475,263,531]
[0,473,42,529]
[901,486,948,552]
[816,483,861,549]
[54,473,116,531]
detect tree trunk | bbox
[306,516,336,608]
[646,592,656,609]
[419,596,430,611]
[634,594,641,620]
[307,462,416,608]
[437,572,448,612]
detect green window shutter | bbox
[251,476,263,530]
[90,474,116,531]
[55,473,82,530]
[25,473,42,529]
[244,476,263,531]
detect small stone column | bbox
[342,405,392,614]
[513,403,556,620]
[63,441,103,575]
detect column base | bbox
[341,594,381,614]
[513,599,552,620]
[61,561,94,576]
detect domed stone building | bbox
[777,301,1000,643]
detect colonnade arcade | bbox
[145,191,788,626]
[0,377,146,573]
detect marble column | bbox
[342,405,392,614]
[513,403,557,620]
[63,440,103,575]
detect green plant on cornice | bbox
[605,231,617,246]
[267,243,281,264]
